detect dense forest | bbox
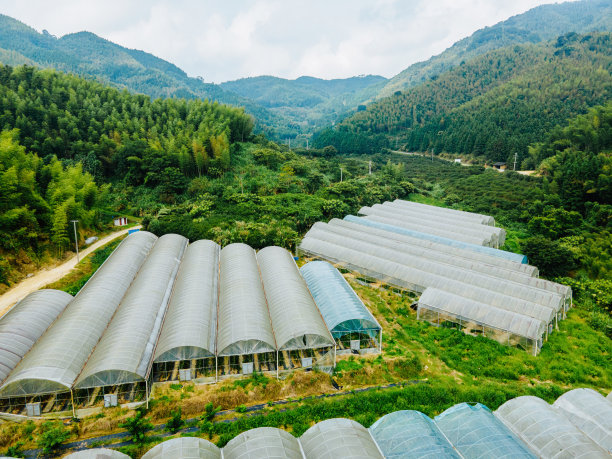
[0,15,288,138]
[378,0,612,98]
[330,33,612,165]
[0,63,254,286]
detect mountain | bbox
[378,0,612,99]
[220,74,386,140]
[0,14,286,136]
[331,32,612,165]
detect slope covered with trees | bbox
[378,0,612,98]
[333,33,612,165]
[0,63,254,287]
[0,15,285,136]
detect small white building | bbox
[113,217,128,226]
[454,159,462,164]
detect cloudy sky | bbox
[0,0,558,83]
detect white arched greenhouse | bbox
[73,234,187,407]
[257,247,335,373]
[552,388,612,453]
[223,427,303,459]
[369,410,460,458]
[152,240,220,383]
[300,261,381,353]
[434,403,536,458]
[216,243,278,377]
[0,231,157,415]
[495,396,610,458]
[300,418,384,458]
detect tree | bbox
[522,236,577,277]
[119,407,153,444]
[37,421,70,454]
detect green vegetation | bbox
[378,0,612,98]
[36,421,70,455]
[220,75,386,141]
[119,407,153,444]
[335,33,612,165]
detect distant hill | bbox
[0,14,287,136]
[331,32,612,165]
[377,0,612,99]
[220,74,386,138]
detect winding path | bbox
[0,226,141,316]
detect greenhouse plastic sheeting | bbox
[495,396,609,458]
[328,218,537,276]
[300,418,384,458]
[300,261,380,337]
[360,205,496,247]
[217,244,276,357]
[257,247,333,351]
[0,231,157,397]
[553,388,612,452]
[381,201,506,246]
[363,212,490,247]
[419,288,546,341]
[435,403,536,458]
[299,237,556,324]
[154,240,220,362]
[0,290,72,385]
[223,427,303,459]
[308,222,531,285]
[344,216,528,264]
[141,437,221,459]
[75,234,187,389]
[369,410,460,458]
[303,225,565,312]
[393,199,495,225]
[65,449,130,459]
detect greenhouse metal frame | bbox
[495,395,609,458]
[300,261,381,354]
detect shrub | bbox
[119,408,153,444]
[165,408,184,433]
[37,421,70,454]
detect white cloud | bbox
[0,0,558,82]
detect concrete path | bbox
[0,226,141,316]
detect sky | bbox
[0,0,560,83]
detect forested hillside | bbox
[0,63,254,287]
[0,15,288,137]
[378,0,612,98]
[332,33,612,165]
[220,75,386,140]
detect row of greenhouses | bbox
[0,232,380,416]
[66,388,612,458]
[298,200,571,355]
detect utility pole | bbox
[306,138,309,150]
[288,138,291,149]
[340,167,343,182]
[513,152,518,171]
[431,150,433,162]
[368,161,372,175]
[70,220,79,263]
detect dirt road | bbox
[0,226,141,316]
